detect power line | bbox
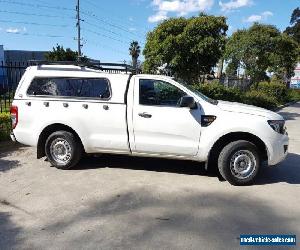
[87,40,128,56]
[80,10,145,46]
[33,0,62,5]
[3,31,65,38]
[0,0,143,38]
[83,28,128,44]
[0,1,141,60]
[83,0,149,35]
[0,19,70,28]
[84,20,144,46]
[80,10,141,38]
[83,9,135,31]
[3,28,128,57]
[0,1,145,47]
[84,20,120,37]
[0,0,74,11]
[0,10,74,19]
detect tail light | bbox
[10,105,18,129]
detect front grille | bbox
[284,145,288,153]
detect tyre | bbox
[218,140,260,186]
[45,130,83,169]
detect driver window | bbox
[139,79,186,107]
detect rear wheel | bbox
[218,140,260,186]
[45,131,82,169]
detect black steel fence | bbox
[0,61,28,113]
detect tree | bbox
[225,23,299,84]
[45,44,78,61]
[129,41,141,71]
[143,14,228,83]
[225,59,239,77]
[269,33,299,81]
[285,7,300,44]
[225,23,281,83]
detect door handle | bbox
[138,112,152,118]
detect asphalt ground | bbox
[0,102,299,250]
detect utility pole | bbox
[76,0,82,61]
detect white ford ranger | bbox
[10,64,289,185]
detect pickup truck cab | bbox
[10,64,289,185]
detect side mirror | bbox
[178,96,197,109]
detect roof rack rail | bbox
[28,60,137,74]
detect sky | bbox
[0,0,299,63]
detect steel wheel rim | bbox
[230,150,256,180]
[50,138,72,164]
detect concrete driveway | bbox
[1,102,300,250]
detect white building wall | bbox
[291,63,300,89]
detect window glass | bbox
[27,78,110,98]
[139,79,186,106]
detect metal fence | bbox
[219,77,251,91]
[0,61,28,113]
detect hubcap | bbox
[50,138,72,164]
[230,150,256,179]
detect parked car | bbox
[10,64,289,185]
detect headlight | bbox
[268,120,286,134]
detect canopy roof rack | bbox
[28,60,136,74]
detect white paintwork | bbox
[131,75,202,156]
[12,65,289,166]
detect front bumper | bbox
[267,133,289,166]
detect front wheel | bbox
[45,131,83,170]
[218,140,260,186]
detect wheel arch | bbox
[206,132,268,171]
[37,123,84,159]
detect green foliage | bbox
[193,82,242,102]
[269,33,299,79]
[285,7,300,44]
[0,113,11,141]
[129,41,141,70]
[255,81,288,104]
[286,89,300,102]
[225,59,239,77]
[290,7,300,25]
[225,23,281,83]
[143,14,228,82]
[225,23,299,83]
[191,79,299,110]
[45,44,78,61]
[243,90,278,110]
[0,97,12,113]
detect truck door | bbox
[131,77,202,156]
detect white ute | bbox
[10,64,289,185]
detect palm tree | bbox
[129,41,141,72]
